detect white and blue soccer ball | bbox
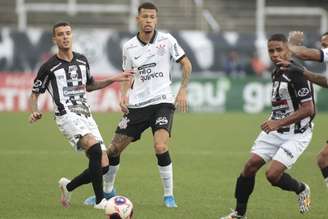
[105,196,133,219]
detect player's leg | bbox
[221,153,265,219]
[153,128,177,208]
[56,113,109,208]
[84,109,146,205]
[151,103,177,208]
[317,142,328,186]
[103,134,133,195]
[271,131,312,214]
[221,131,279,219]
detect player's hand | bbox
[119,95,129,114]
[175,88,188,112]
[288,31,304,46]
[261,119,281,133]
[28,111,42,123]
[112,70,134,82]
[276,58,305,75]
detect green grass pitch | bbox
[1,112,328,219]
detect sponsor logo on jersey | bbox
[297,88,310,97]
[63,85,85,96]
[118,116,130,129]
[33,79,42,88]
[155,116,168,125]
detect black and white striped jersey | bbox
[271,65,315,132]
[32,52,94,115]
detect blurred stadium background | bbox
[1,1,328,219]
[1,0,328,113]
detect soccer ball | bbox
[105,196,133,219]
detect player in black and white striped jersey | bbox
[28,22,133,209]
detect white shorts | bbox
[55,112,106,151]
[251,128,312,169]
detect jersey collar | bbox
[137,30,157,46]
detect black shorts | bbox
[115,103,175,142]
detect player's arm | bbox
[303,68,328,88]
[86,70,134,92]
[261,100,314,133]
[288,31,322,61]
[175,56,192,112]
[28,64,49,123]
[28,92,42,123]
[288,45,321,61]
[277,58,328,88]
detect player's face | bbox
[53,25,72,51]
[137,8,157,33]
[321,35,328,48]
[268,40,290,64]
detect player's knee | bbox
[107,144,121,157]
[154,143,168,154]
[317,150,328,168]
[80,134,97,148]
[265,170,280,185]
[243,160,261,176]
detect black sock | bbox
[87,143,104,204]
[273,173,305,194]
[320,166,328,179]
[66,168,91,192]
[66,166,109,192]
[156,151,171,166]
[109,155,120,166]
[234,175,255,216]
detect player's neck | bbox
[57,49,74,62]
[139,31,155,44]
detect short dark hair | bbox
[268,33,287,43]
[138,2,158,14]
[52,22,71,36]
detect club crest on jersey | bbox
[118,116,130,129]
[297,88,310,97]
[155,116,168,126]
[156,44,166,56]
[68,65,78,79]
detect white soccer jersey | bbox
[122,31,185,108]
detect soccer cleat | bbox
[298,183,311,214]
[58,177,72,208]
[163,195,177,208]
[83,188,116,206]
[220,210,246,219]
[94,198,108,210]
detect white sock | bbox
[158,163,173,197]
[103,165,119,193]
[325,177,328,187]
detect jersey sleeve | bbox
[32,64,50,94]
[167,33,186,63]
[320,48,328,62]
[122,44,132,71]
[85,58,94,85]
[289,73,313,103]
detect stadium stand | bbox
[1,0,327,33]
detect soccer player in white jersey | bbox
[280,31,328,187]
[83,2,192,208]
[221,34,314,219]
[28,22,133,209]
